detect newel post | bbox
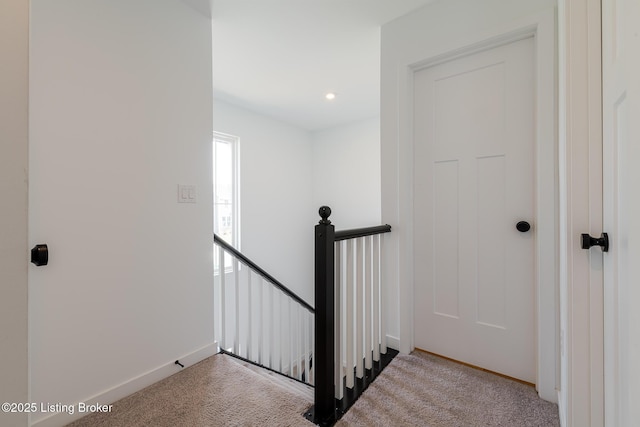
[313,206,336,425]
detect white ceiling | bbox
[212,0,436,131]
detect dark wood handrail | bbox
[214,233,315,314]
[334,224,392,241]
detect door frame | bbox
[557,0,604,425]
[0,1,30,426]
[601,0,640,424]
[391,10,557,401]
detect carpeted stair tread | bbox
[225,356,314,402]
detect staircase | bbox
[225,355,314,403]
[213,233,315,386]
[213,206,395,426]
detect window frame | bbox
[213,131,240,253]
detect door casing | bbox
[602,0,640,424]
[557,0,605,424]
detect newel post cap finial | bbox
[318,206,332,224]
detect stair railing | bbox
[306,206,395,426]
[213,234,315,385]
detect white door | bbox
[602,0,640,424]
[413,37,535,383]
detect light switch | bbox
[178,185,196,203]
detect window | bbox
[213,132,240,249]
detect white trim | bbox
[31,343,218,427]
[532,9,558,404]
[557,0,604,424]
[386,8,557,402]
[601,0,640,424]
[213,131,241,250]
[558,389,568,427]
[410,26,537,72]
[0,1,29,426]
[385,334,400,351]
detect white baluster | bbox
[290,298,295,378]
[299,305,304,381]
[213,245,219,349]
[301,309,307,382]
[274,289,281,372]
[302,309,313,384]
[284,293,289,374]
[220,247,227,351]
[234,257,240,354]
[356,237,364,379]
[294,303,301,380]
[365,236,373,370]
[267,283,274,368]
[309,313,316,385]
[299,306,303,380]
[380,234,387,354]
[346,239,355,389]
[335,241,344,399]
[246,268,252,360]
[289,297,294,377]
[258,277,263,365]
[373,234,381,362]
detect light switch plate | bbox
[177,184,196,203]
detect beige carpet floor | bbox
[67,351,559,427]
[337,351,560,427]
[66,354,315,427]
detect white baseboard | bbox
[557,389,567,427]
[386,334,400,351]
[32,343,217,427]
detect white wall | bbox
[381,0,557,393]
[0,1,29,426]
[29,1,214,425]
[312,117,381,229]
[213,99,315,303]
[213,101,383,305]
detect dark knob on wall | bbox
[516,221,531,232]
[31,244,48,266]
[581,233,609,252]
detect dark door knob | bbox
[516,221,531,232]
[31,244,48,266]
[581,233,609,252]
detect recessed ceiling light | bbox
[325,92,336,100]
